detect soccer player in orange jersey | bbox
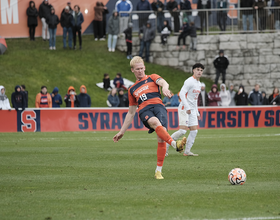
[113,56,186,179]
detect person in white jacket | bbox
[219,83,231,106]
[0,85,11,110]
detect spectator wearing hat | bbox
[213,50,229,85]
[198,82,208,106]
[107,10,120,52]
[61,2,73,14]
[64,86,79,107]
[35,86,52,108]
[71,5,84,50]
[139,21,155,63]
[21,85,28,108]
[229,83,236,106]
[61,6,74,49]
[208,84,221,106]
[176,18,190,50]
[124,22,133,59]
[248,84,263,105]
[11,86,26,111]
[78,85,91,107]
[234,85,248,106]
[26,1,38,41]
[46,7,60,50]
[118,88,128,107]
[39,0,52,41]
[51,87,62,108]
[0,85,11,110]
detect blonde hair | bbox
[130,56,144,68]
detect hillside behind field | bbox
[1,36,213,107]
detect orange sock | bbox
[157,142,166,166]
[155,126,173,145]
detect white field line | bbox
[183,217,280,220]
[1,133,280,143]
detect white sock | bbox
[184,130,198,154]
[166,129,187,151]
[156,166,162,172]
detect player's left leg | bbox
[155,136,166,179]
[184,112,199,156]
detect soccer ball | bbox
[228,168,246,185]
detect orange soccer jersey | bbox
[128,74,164,112]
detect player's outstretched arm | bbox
[113,105,137,143]
[156,78,172,98]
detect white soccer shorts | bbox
[178,107,198,127]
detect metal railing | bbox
[120,7,280,35]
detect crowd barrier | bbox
[0,106,279,132]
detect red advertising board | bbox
[0,106,279,133]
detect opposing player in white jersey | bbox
[166,63,204,156]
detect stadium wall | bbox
[116,33,280,94]
[0,106,279,132]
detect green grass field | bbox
[1,36,213,107]
[0,127,280,220]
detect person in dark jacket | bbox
[197,0,211,35]
[151,0,165,33]
[39,0,52,40]
[107,88,120,107]
[71,5,84,50]
[60,6,73,49]
[11,85,26,111]
[269,87,280,105]
[101,2,109,38]
[272,0,280,31]
[46,7,59,50]
[51,87,62,108]
[160,20,172,45]
[216,0,228,31]
[107,10,119,52]
[103,73,112,90]
[26,1,38,41]
[261,91,269,105]
[248,84,263,105]
[21,85,28,108]
[166,0,180,32]
[176,18,190,49]
[234,85,248,106]
[78,85,91,107]
[253,0,267,31]
[213,50,229,85]
[124,22,133,59]
[189,21,198,50]
[241,0,254,31]
[208,84,221,106]
[136,0,152,29]
[139,21,155,62]
[118,88,128,107]
[64,86,79,107]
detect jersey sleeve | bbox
[179,79,191,111]
[150,74,162,84]
[128,88,137,106]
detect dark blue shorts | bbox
[139,104,168,133]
